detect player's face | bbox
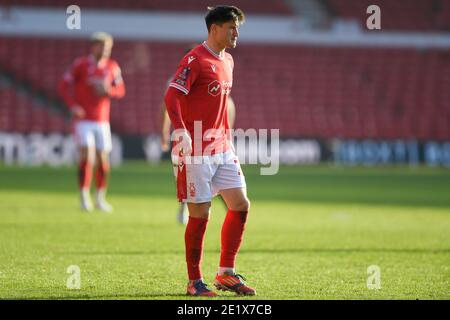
[91,41,113,60]
[216,20,240,49]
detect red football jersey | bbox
[169,42,234,155]
[59,55,125,123]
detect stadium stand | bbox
[7,0,448,31]
[0,86,68,133]
[2,0,294,16]
[326,0,450,32]
[0,36,448,140]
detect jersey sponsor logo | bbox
[208,80,221,96]
[187,56,195,64]
[221,80,233,95]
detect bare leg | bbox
[78,146,94,211]
[94,150,112,213]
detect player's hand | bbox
[94,81,110,97]
[71,105,85,119]
[174,129,192,156]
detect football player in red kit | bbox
[160,55,236,225]
[59,32,125,213]
[165,6,255,296]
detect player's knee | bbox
[188,202,211,219]
[99,157,110,170]
[244,198,251,212]
[80,156,94,167]
[233,198,250,212]
[80,147,95,164]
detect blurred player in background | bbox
[165,6,255,297]
[58,32,125,213]
[159,45,236,225]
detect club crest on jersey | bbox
[189,183,196,197]
[187,56,195,64]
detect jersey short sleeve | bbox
[110,60,124,85]
[168,54,201,95]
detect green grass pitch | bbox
[0,162,449,299]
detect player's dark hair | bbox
[205,5,245,32]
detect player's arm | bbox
[164,87,187,131]
[226,55,236,130]
[164,54,200,155]
[58,59,84,118]
[159,101,171,152]
[107,63,125,98]
[164,87,192,155]
[227,96,236,129]
[225,96,236,151]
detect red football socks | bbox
[220,210,248,268]
[78,159,93,189]
[95,161,110,190]
[185,216,209,280]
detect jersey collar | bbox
[202,41,224,60]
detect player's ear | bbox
[210,23,219,34]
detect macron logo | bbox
[188,56,195,64]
